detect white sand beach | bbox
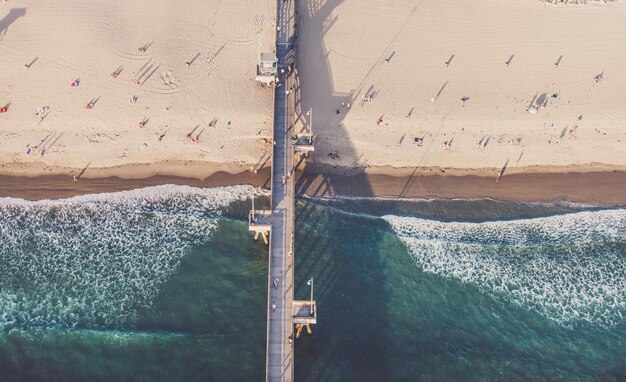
[0,0,275,177]
[296,0,626,172]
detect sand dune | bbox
[0,1,274,177]
[296,0,626,173]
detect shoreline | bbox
[0,162,625,205]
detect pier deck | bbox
[266,0,296,380]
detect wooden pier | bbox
[248,0,317,380]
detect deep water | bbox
[0,186,624,381]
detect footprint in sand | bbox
[87,133,114,143]
[160,70,179,88]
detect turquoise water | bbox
[0,186,624,381]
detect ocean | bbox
[0,185,624,381]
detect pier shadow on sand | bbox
[292,0,353,198]
[293,0,429,201]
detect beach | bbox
[296,0,626,174]
[0,0,625,192]
[1,1,626,381]
[0,166,625,206]
[0,0,274,178]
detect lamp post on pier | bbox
[306,108,312,133]
[307,277,314,315]
[251,189,255,222]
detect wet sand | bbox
[295,169,626,205]
[1,166,624,205]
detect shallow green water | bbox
[0,186,624,381]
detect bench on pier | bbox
[292,300,317,325]
[248,209,272,233]
[293,133,315,153]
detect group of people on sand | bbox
[35,105,50,122]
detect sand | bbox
[1,0,626,200]
[1,168,625,206]
[0,0,275,177]
[296,0,626,174]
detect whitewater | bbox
[0,185,253,329]
[385,209,626,327]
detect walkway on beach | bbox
[266,0,296,380]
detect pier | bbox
[249,0,316,380]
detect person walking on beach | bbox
[595,73,604,83]
[35,106,49,122]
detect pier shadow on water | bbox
[134,219,269,381]
[293,200,400,381]
[291,199,626,381]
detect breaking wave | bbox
[384,209,626,327]
[0,185,252,329]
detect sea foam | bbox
[384,209,626,327]
[0,185,252,329]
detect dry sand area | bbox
[0,0,274,177]
[296,0,626,174]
